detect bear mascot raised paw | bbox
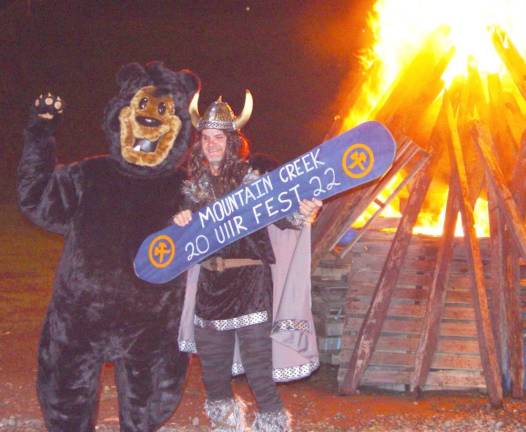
[17,62,200,432]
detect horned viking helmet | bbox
[189,90,253,131]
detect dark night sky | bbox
[0,0,375,202]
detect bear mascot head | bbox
[103,61,199,174]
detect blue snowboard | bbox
[134,121,396,284]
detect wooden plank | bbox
[350,302,425,318]
[437,338,480,354]
[339,152,437,394]
[471,123,526,259]
[370,351,482,370]
[370,351,416,367]
[349,286,429,301]
[344,335,480,354]
[412,177,460,391]
[362,368,486,390]
[425,370,486,389]
[350,270,483,290]
[447,98,503,407]
[373,27,455,129]
[510,130,526,201]
[487,179,507,377]
[349,285,475,304]
[350,271,432,286]
[343,306,479,338]
[362,369,411,386]
[504,130,526,397]
[456,73,485,204]
[345,318,423,335]
[348,256,436,271]
[349,301,477,321]
[491,26,526,101]
[431,353,482,371]
[445,290,475,304]
[503,232,525,398]
[487,74,519,181]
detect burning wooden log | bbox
[487,74,519,181]
[471,122,526,258]
[455,76,485,204]
[373,27,455,139]
[491,25,526,102]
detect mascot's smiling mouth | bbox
[135,115,161,128]
[119,86,182,167]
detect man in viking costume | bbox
[173,90,321,431]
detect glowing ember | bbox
[343,0,526,237]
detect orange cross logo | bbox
[342,143,374,178]
[148,235,176,269]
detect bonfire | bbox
[312,0,526,406]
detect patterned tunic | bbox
[184,171,284,330]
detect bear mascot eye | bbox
[158,102,166,115]
[139,97,148,110]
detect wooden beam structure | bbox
[471,122,526,259]
[487,177,509,383]
[410,180,459,392]
[491,26,526,102]
[339,151,437,394]
[446,98,503,407]
[503,130,526,397]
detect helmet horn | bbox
[233,90,253,130]
[189,91,201,128]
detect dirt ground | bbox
[1,203,526,432]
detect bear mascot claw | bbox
[17,62,200,431]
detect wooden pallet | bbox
[337,230,492,391]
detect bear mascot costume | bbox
[17,62,199,431]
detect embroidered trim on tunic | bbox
[272,319,311,332]
[231,360,320,382]
[232,362,245,375]
[272,360,320,382]
[194,311,269,331]
[178,340,197,353]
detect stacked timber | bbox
[312,252,351,365]
[337,230,492,392]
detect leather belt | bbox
[201,256,263,272]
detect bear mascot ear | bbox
[116,63,150,96]
[176,69,200,97]
[144,62,200,110]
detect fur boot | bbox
[204,398,246,432]
[251,408,291,432]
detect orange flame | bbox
[345,0,526,237]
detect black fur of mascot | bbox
[17,62,200,431]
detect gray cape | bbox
[178,224,319,382]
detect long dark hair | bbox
[187,129,250,200]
